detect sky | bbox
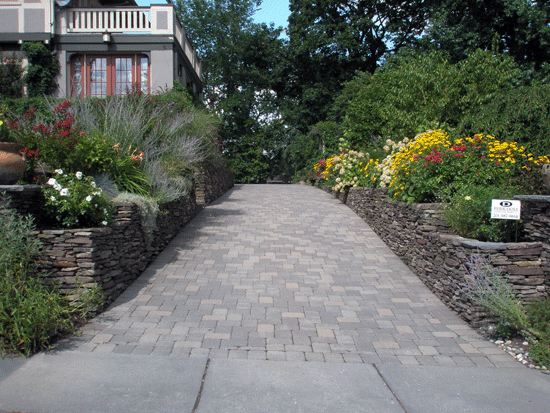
[135,0,291,30]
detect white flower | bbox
[50,196,56,201]
[91,181,96,187]
[54,169,64,175]
[93,191,101,196]
[85,195,92,202]
[103,208,108,214]
[59,188,69,196]
[47,178,57,186]
[76,171,83,180]
[102,221,108,226]
[53,183,62,191]
[465,196,472,201]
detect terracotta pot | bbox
[0,142,26,185]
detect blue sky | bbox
[135,0,291,29]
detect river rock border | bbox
[326,186,550,327]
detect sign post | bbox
[491,199,521,242]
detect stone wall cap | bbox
[461,240,507,250]
[514,195,550,203]
[0,184,42,192]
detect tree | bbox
[422,0,550,69]
[283,0,432,131]
[169,0,288,182]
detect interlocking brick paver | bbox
[73,185,521,368]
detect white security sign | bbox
[491,199,521,220]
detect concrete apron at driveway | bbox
[74,184,512,366]
[2,184,550,413]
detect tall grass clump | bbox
[70,92,220,202]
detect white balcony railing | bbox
[56,5,201,79]
[67,8,151,32]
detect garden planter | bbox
[0,143,26,185]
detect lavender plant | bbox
[463,254,528,332]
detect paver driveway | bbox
[70,184,517,367]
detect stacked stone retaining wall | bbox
[195,161,234,205]
[2,166,234,309]
[340,187,550,326]
[35,193,197,308]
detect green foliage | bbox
[285,0,431,129]
[42,170,114,228]
[0,203,101,356]
[76,132,149,196]
[20,42,60,97]
[529,342,550,368]
[423,0,550,69]
[225,134,271,183]
[343,49,521,145]
[526,299,550,340]
[0,96,53,120]
[0,55,23,98]
[0,274,74,356]
[443,185,523,242]
[0,196,41,279]
[456,84,550,156]
[71,92,220,200]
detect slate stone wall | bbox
[195,161,234,205]
[2,166,234,309]
[340,187,550,326]
[35,194,197,308]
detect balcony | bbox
[56,5,201,79]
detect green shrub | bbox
[527,299,550,340]
[342,49,521,145]
[0,203,63,355]
[529,341,550,368]
[457,84,550,156]
[0,275,74,356]
[444,185,523,242]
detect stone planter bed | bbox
[323,186,550,327]
[1,162,234,310]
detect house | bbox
[0,0,202,99]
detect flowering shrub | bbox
[377,130,549,203]
[312,158,333,182]
[5,101,82,175]
[310,139,371,192]
[330,149,370,192]
[42,170,114,228]
[76,133,149,195]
